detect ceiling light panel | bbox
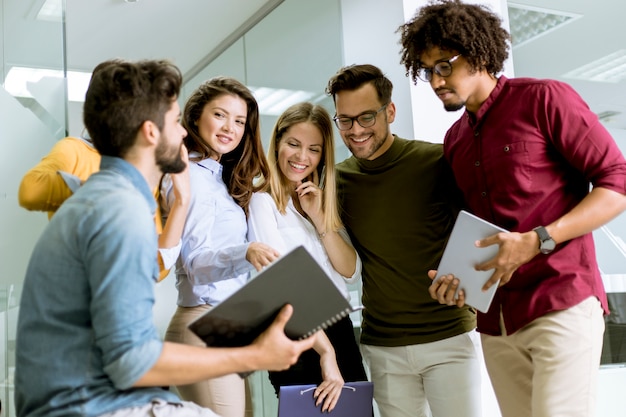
[4,67,92,102]
[507,3,581,47]
[563,50,626,83]
[250,87,318,116]
[36,0,62,22]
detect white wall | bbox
[404,0,512,144]
[339,0,415,140]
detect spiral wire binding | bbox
[300,307,352,339]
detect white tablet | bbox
[436,210,508,313]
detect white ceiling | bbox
[64,0,284,81]
[5,0,626,131]
[3,0,283,79]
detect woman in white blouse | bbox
[247,102,368,412]
[161,77,279,417]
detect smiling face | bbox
[334,83,395,161]
[277,121,323,184]
[196,93,247,160]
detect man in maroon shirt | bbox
[398,1,626,417]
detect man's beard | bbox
[156,140,186,174]
[444,101,466,112]
[435,88,466,112]
[347,118,391,161]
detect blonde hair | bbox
[263,102,342,233]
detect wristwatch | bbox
[533,226,556,254]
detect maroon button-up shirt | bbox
[444,76,626,336]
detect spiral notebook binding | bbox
[300,307,352,339]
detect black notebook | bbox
[188,245,359,349]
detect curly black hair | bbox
[398,0,510,84]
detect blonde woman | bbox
[247,102,368,412]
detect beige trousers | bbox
[481,296,605,417]
[164,305,252,417]
[361,330,482,417]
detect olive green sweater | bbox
[336,136,475,346]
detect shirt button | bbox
[474,131,479,137]
[474,160,480,166]
[481,191,487,197]
[504,146,510,152]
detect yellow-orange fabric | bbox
[19,136,171,281]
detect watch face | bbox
[540,238,556,254]
[534,226,555,254]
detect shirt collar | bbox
[191,151,223,175]
[468,75,508,126]
[100,155,156,212]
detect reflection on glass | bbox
[594,134,626,367]
[603,293,626,365]
[2,0,68,140]
[0,284,19,417]
[597,221,626,366]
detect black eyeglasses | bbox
[417,54,461,82]
[333,104,388,131]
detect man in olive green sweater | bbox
[325,64,479,417]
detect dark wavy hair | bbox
[83,59,182,157]
[325,64,393,105]
[182,76,269,215]
[398,0,510,84]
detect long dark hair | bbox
[183,76,270,215]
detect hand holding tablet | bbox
[433,210,509,313]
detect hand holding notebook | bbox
[188,245,361,350]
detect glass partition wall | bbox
[1,0,68,415]
[2,0,349,415]
[181,0,349,162]
[593,132,626,367]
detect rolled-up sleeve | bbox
[86,190,163,389]
[545,81,626,194]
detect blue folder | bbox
[278,381,373,417]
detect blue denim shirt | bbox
[15,156,179,417]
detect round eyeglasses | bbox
[417,54,461,82]
[333,104,388,131]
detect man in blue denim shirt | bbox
[14,59,315,417]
